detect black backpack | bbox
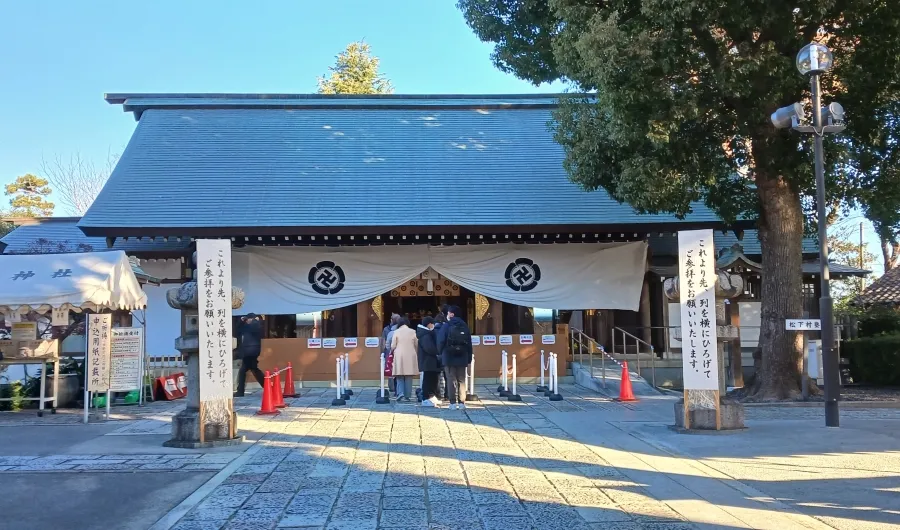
[446,320,472,358]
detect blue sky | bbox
[0,1,563,191]
[0,1,883,274]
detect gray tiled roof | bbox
[858,266,900,304]
[79,94,726,235]
[649,258,869,278]
[0,218,189,254]
[648,230,819,257]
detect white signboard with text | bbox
[499,335,513,346]
[677,230,719,390]
[197,239,234,400]
[323,338,337,349]
[11,322,37,342]
[786,319,821,331]
[364,337,379,348]
[344,337,358,348]
[86,314,112,392]
[482,335,496,346]
[109,327,144,392]
[541,335,556,345]
[471,336,481,346]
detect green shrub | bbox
[0,381,26,411]
[843,334,900,386]
[857,307,900,337]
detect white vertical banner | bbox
[677,230,719,390]
[198,239,234,401]
[86,314,112,392]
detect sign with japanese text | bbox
[471,336,481,346]
[51,307,69,326]
[541,335,556,345]
[785,319,821,331]
[364,337,379,348]
[11,322,37,342]
[86,314,112,392]
[109,327,143,392]
[323,338,337,348]
[499,335,513,346]
[343,337,358,348]
[519,335,533,345]
[677,230,719,390]
[307,338,322,348]
[197,239,234,401]
[482,335,496,346]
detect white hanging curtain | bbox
[232,242,647,314]
[429,243,647,311]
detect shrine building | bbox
[0,94,870,384]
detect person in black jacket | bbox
[436,306,473,410]
[416,316,441,406]
[234,313,265,397]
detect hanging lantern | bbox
[475,293,490,320]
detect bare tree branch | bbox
[40,150,119,216]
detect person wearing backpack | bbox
[436,306,473,410]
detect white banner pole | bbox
[512,354,517,395]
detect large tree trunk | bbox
[751,173,805,400]
[881,237,899,272]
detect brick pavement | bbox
[161,386,802,530]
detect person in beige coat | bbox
[390,318,419,401]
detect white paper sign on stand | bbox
[109,327,144,392]
[11,322,37,342]
[197,240,234,400]
[86,315,112,392]
[51,307,69,326]
[677,230,719,390]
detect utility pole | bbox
[859,222,865,293]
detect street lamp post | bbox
[771,42,845,427]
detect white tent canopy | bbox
[0,250,148,315]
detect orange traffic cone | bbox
[256,371,279,415]
[616,362,638,402]
[283,362,298,398]
[273,367,287,408]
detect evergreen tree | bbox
[317,41,394,95]
[5,174,54,217]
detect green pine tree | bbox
[5,174,54,217]
[317,41,394,95]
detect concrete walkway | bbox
[148,385,898,530]
[2,386,898,529]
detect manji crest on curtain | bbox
[232,243,647,315]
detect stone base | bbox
[674,398,745,431]
[165,408,241,448]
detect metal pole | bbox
[540,350,545,389]
[651,346,656,388]
[380,354,386,398]
[502,350,509,393]
[601,346,606,389]
[512,354,517,396]
[812,71,840,427]
[336,358,343,399]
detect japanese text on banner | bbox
[677,230,719,390]
[197,239,234,400]
[86,314,112,392]
[109,328,143,392]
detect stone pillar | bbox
[164,250,245,448]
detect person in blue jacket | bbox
[436,306,473,410]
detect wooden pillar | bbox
[640,277,652,345]
[357,299,381,338]
[490,298,503,335]
[596,310,611,350]
[728,300,744,388]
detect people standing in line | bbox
[234,313,264,397]
[437,305,473,410]
[416,316,441,407]
[433,312,448,401]
[383,313,400,393]
[390,317,419,401]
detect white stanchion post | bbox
[500,350,509,396]
[538,349,546,392]
[549,352,562,401]
[343,353,353,396]
[508,353,522,401]
[332,358,346,406]
[466,354,478,401]
[376,353,389,404]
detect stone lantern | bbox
[664,263,746,431]
[164,251,246,448]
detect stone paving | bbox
[166,386,737,530]
[0,452,240,473]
